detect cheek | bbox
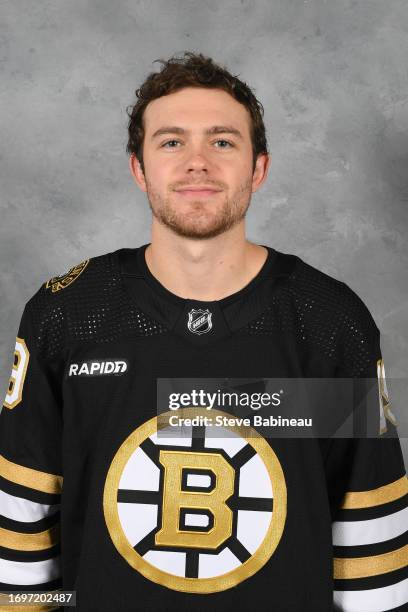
[145,161,171,189]
[229,164,252,188]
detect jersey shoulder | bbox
[272,251,380,375]
[288,254,379,331]
[25,250,123,359]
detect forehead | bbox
[143,87,251,137]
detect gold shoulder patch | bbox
[45,259,89,293]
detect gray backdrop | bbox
[1,1,407,466]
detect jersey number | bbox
[377,358,397,434]
[3,337,30,410]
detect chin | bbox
[171,221,233,240]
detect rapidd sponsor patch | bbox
[68,359,129,377]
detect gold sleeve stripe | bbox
[341,475,408,509]
[0,590,61,610]
[0,524,59,551]
[334,543,408,579]
[0,455,63,495]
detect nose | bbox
[185,154,208,173]
[182,142,213,173]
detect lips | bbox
[175,187,222,197]
[177,189,221,197]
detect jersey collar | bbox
[118,243,298,346]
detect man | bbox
[1,51,407,611]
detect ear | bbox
[252,153,271,193]
[129,153,147,193]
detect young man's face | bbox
[130,86,269,240]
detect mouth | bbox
[175,189,222,198]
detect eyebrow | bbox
[151,125,244,141]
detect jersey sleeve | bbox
[327,289,408,611]
[0,297,63,607]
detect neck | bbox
[144,229,268,302]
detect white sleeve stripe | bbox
[334,576,408,612]
[0,556,61,586]
[333,506,408,546]
[0,489,59,524]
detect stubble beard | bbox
[144,178,253,240]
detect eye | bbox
[214,139,234,148]
[162,140,181,148]
[161,139,234,149]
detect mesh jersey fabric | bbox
[0,243,406,612]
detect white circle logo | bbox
[103,408,287,593]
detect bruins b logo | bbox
[103,408,287,593]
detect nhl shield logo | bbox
[187,308,213,335]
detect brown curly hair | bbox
[126,51,268,175]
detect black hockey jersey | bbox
[1,243,407,611]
